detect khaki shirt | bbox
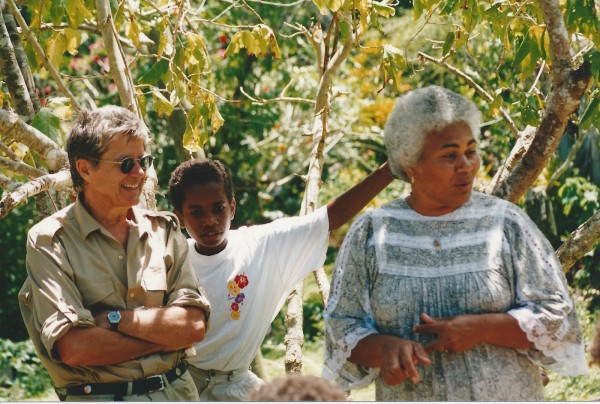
[19,197,211,388]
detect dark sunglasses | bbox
[91,155,154,174]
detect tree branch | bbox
[0,172,20,192]
[492,0,592,203]
[4,4,40,112]
[5,0,81,111]
[0,156,46,178]
[418,51,519,137]
[239,86,315,105]
[0,170,72,219]
[484,126,536,194]
[0,6,35,120]
[557,211,600,274]
[0,109,69,172]
[95,0,139,114]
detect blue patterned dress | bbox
[323,192,587,401]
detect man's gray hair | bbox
[384,85,482,182]
[67,106,150,192]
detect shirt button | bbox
[130,293,135,298]
[118,255,124,260]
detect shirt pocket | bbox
[142,267,168,306]
[79,277,117,308]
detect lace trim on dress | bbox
[510,308,588,376]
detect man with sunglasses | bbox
[19,105,211,401]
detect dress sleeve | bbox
[24,226,95,359]
[323,214,380,389]
[504,205,588,376]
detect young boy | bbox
[168,158,393,401]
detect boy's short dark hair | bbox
[168,158,234,212]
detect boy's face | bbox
[175,181,236,256]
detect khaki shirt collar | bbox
[74,194,150,240]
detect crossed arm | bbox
[55,306,206,367]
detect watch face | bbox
[108,311,121,323]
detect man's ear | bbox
[75,159,92,183]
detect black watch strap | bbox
[108,310,121,331]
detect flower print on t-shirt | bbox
[228,273,249,320]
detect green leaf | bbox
[514,26,544,78]
[46,31,67,68]
[381,45,407,92]
[338,19,352,44]
[65,0,93,29]
[125,19,142,49]
[312,0,343,14]
[442,31,455,56]
[413,0,424,19]
[224,25,281,59]
[372,2,395,18]
[186,33,209,69]
[151,90,174,117]
[208,101,224,133]
[579,92,600,130]
[584,49,600,82]
[440,0,460,16]
[31,108,61,143]
[157,18,173,58]
[489,92,503,117]
[139,59,169,85]
[182,103,208,152]
[49,0,66,25]
[63,28,81,55]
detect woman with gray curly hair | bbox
[323,86,587,401]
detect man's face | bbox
[176,181,236,256]
[81,135,148,212]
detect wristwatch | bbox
[107,310,121,331]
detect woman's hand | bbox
[414,312,534,354]
[350,334,431,386]
[380,337,431,386]
[413,313,483,354]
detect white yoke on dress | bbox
[186,207,329,399]
[323,192,587,401]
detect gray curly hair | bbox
[66,106,150,192]
[383,85,482,182]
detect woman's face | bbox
[406,122,480,216]
[175,181,236,256]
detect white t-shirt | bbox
[186,206,329,371]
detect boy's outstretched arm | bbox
[326,161,394,230]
